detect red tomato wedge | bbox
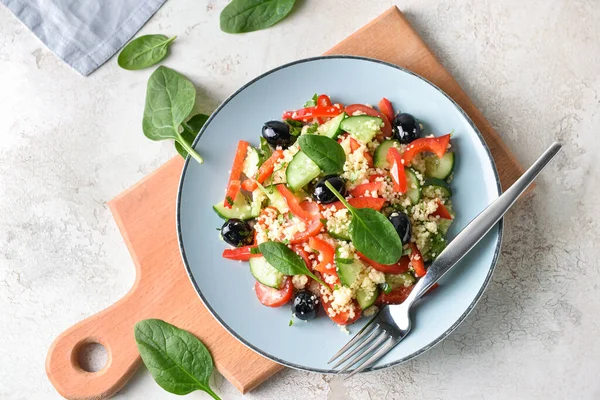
[255,277,293,307]
[224,141,249,207]
[328,197,386,212]
[348,136,361,152]
[277,185,312,221]
[344,104,393,138]
[222,246,261,261]
[376,285,413,305]
[387,147,408,193]
[308,237,335,273]
[378,98,395,123]
[431,199,453,220]
[350,182,382,198]
[402,134,451,164]
[321,296,362,325]
[292,244,313,271]
[357,252,410,274]
[290,201,324,244]
[241,150,284,192]
[408,243,426,277]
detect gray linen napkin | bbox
[1,0,167,75]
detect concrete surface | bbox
[1,0,599,399]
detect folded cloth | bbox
[1,0,167,75]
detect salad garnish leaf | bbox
[118,35,176,70]
[142,66,204,164]
[324,181,403,265]
[258,137,273,166]
[258,241,329,287]
[176,113,210,158]
[285,119,303,136]
[304,93,318,107]
[306,123,319,134]
[134,319,221,399]
[220,0,296,34]
[298,135,346,174]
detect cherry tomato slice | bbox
[255,277,293,307]
[378,98,395,123]
[376,285,413,305]
[431,199,453,220]
[321,296,362,325]
[290,201,323,244]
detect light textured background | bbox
[1,0,599,399]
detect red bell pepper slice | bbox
[277,184,312,221]
[317,94,332,107]
[376,285,413,305]
[241,149,284,192]
[387,147,408,193]
[309,237,336,274]
[222,246,261,261]
[282,105,342,121]
[402,134,451,164]
[344,104,393,138]
[223,140,249,208]
[328,197,386,212]
[409,243,426,277]
[431,199,453,220]
[368,174,386,182]
[357,252,411,274]
[290,201,323,244]
[378,98,395,123]
[292,244,313,271]
[350,182,382,198]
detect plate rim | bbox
[176,55,504,373]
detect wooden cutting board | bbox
[45,6,525,400]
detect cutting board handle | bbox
[46,284,143,400]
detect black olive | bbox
[388,211,412,244]
[262,121,295,149]
[292,290,319,320]
[392,113,421,144]
[221,219,254,247]
[312,175,346,204]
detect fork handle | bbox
[404,142,561,306]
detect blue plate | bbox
[177,56,502,373]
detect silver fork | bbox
[329,142,562,378]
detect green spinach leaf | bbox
[325,181,403,264]
[134,319,221,399]
[118,35,176,70]
[142,66,204,164]
[220,0,296,34]
[299,135,346,174]
[176,113,210,158]
[304,93,318,107]
[258,241,328,287]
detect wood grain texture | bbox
[45,6,525,399]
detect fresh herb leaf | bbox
[220,0,296,34]
[285,119,303,136]
[306,123,319,134]
[298,135,346,174]
[289,318,294,326]
[381,282,393,294]
[258,137,273,166]
[134,319,221,399]
[250,247,261,255]
[304,93,318,107]
[319,218,327,225]
[258,241,329,287]
[142,66,204,164]
[325,181,403,264]
[176,113,210,158]
[118,35,176,70]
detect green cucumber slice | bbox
[262,185,289,214]
[356,287,379,309]
[405,168,421,205]
[249,256,284,288]
[385,272,416,290]
[340,116,383,143]
[374,139,400,168]
[318,112,347,139]
[328,228,351,241]
[336,259,365,288]
[213,192,258,220]
[422,177,452,198]
[286,151,321,191]
[425,152,455,179]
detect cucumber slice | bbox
[318,112,347,139]
[405,168,421,205]
[422,178,452,198]
[385,272,416,290]
[262,185,289,213]
[243,147,260,179]
[328,228,351,241]
[340,116,383,143]
[249,256,284,289]
[425,152,455,179]
[286,151,321,191]
[356,287,379,310]
[336,259,365,288]
[374,139,400,168]
[213,192,258,220]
